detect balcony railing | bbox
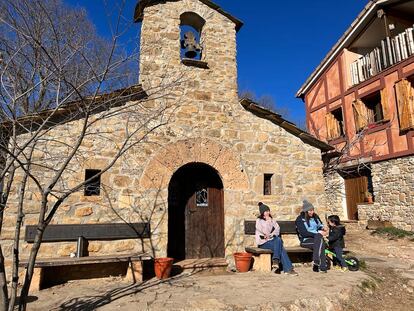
[350,26,414,86]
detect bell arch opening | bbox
[180,12,205,60]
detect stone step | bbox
[173,258,228,275]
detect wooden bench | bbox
[244,220,348,272]
[244,220,308,272]
[21,223,151,290]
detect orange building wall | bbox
[304,52,414,163]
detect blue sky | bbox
[66,0,367,126]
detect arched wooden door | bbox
[168,163,224,260]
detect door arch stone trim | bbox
[140,138,249,191]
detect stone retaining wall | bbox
[368,156,414,231]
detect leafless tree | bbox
[0,1,186,310]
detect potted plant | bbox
[233,252,252,272]
[365,191,373,204]
[154,257,174,279]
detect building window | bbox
[395,77,414,131]
[326,108,345,140]
[363,91,383,124]
[180,12,205,60]
[353,88,389,132]
[263,174,273,195]
[196,188,208,207]
[84,169,101,196]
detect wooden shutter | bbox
[395,79,414,131]
[380,88,390,121]
[352,99,368,131]
[325,112,341,140]
[325,113,333,140]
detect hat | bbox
[302,199,314,212]
[258,202,270,215]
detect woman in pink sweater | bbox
[256,202,298,275]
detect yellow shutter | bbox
[325,112,341,140]
[332,113,341,138]
[395,79,414,131]
[352,99,368,131]
[380,88,390,121]
[325,113,332,140]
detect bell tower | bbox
[134,0,243,95]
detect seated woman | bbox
[295,199,328,273]
[255,202,298,275]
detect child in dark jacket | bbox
[327,215,347,271]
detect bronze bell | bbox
[181,31,201,59]
[185,46,198,59]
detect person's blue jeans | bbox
[332,246,346,267]
[259,236,293,272]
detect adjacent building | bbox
[297,0,414,230]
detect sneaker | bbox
[273,268,281,274]
[313,264,319,273]
[285,269,298,276]
[319,269,327,273]
[272,259,280,267]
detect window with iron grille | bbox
[263,174,273,195]
[84,169,101,196]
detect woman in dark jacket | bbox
[295,200,328,273]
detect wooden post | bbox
[126,260,143,283]
[29,268,43,292]
[252,254,272,272]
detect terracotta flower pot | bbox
[154,257,174,279]
[234,252,252,272]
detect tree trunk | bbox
[0,245,9,311]
[9,174,29,311]
[18,224,45,311]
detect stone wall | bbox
[323,170,346,220]
[364,155,414,231]
[0,0,328,270]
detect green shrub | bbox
[373,227,414,239]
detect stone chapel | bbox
[2,0,332,264]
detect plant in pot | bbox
[233,252,252,272]
[365,191,373,204]
[154,257,174,279]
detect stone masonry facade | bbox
[358,155,414,231]
[1,0,328,268]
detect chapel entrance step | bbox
[172,258,228,276]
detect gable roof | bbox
[296,0,400,98]
[134,0,243,32]
[239,98,334,152]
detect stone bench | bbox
[22,223,152,291]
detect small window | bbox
[196,188,208,207]
[263,174,273,195]
[353,89,389,132]
[362,91,384,124]
[331,108,345,137]
[84,169,101,196]
[326,108,345,140]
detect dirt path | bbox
[342,228,414,311]
[25,227,413,310]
